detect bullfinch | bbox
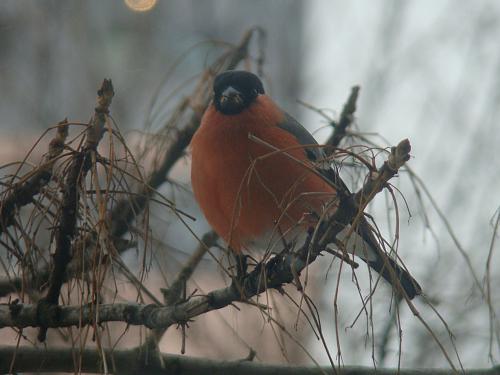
[190,70,421,299]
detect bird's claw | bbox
[234,253,249,281]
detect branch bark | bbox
[37,79,114,341]
[0,346,498,375]
[0,139,412,331]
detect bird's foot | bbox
[230,253,251,299]
[233,253,249,281]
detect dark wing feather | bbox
[278,113,324,163]
[277,112,347,191]
[276,111,422,299]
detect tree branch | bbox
[0,118,68,234]
[0,29,255,299]
[162,230,218,305]
[0,346,498,375]
[108,29,255,240]
[37,79,114,341]
[0,139,412,331]
[354,138,411,208]
[326,85,360,148]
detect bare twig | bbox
[108,30,255,240]
[326,85,360,148]
[37,79,114,341]
[485,208,500,361]
[354,139,411,208]
[151,229,218,359]
[0,119,68,234]
[162,230,218,306]
[1,140,410,332]
[0,29,255,300]
[377,296,403,366]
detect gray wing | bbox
[277,112,344,187]
[277,112,422,299]
[278,112,324,163]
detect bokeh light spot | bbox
[124,0,157,12]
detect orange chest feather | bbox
[190,97,334,249]
[192,96,306,190]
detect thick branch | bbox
[0,139,412,331]
[0,346,498,375]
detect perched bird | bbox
[191,70,421,299]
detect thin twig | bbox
[37,79,114,341]
[108,30,255,240]
[0,119,68,234]
[0,29,255,300]
[326,85,360,148]
[1,140,410,332]
[162,230,218,306]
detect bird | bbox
[190,70,421,299]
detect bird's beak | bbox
[220,86,243,106]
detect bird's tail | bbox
[335,222,422,299]
[365,252,422,299]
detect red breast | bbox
[191,95,335,252]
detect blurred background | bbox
[1,0,499,370]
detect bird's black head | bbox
[213,70,265,115]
